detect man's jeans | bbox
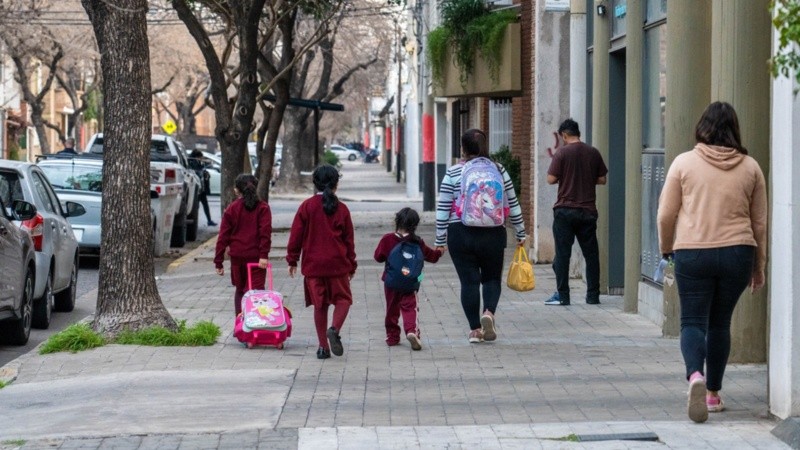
[551,207,600,302]
[674,245,754,391]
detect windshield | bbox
[39,165,103,192]
[89,136,176,163]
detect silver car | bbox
[0,161,84,329]
[0,196,37,345]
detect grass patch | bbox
[115,320,220,346]
[39,323,106,354]
[549,434,580,442]
[0,380,9,389]
[2,440,26,446]
[39,320,220,354]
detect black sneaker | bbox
[316,347,330,359]
[208,220,218,226]
[545,292,570,306]
[327,327,344,356]
[586,297,600,305]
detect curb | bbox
[166,236,218,273]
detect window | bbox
[488,98,512,153]
[643,24,667,150]
[32,172,55,213]
[646,0,667,23]
[611,0,627,39]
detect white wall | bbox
[533,8,572,262]
[768,40,800,419]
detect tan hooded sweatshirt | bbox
[657,143,768,272]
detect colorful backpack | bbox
[455,157,508,227]
[384,240,425,293]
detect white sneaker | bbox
[480,311,496,341]
[406,332,422,351]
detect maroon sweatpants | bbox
[230,257,266,316]
[304,275,352,349]
[383,285,419,345]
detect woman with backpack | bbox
[435,129,526,344]
[374,207,443,350]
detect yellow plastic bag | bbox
[507,246,535,292]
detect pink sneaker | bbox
[707,394,725,413]
[687,371,708,423]
[468,329,484,344]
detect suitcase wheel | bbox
[247,343,254,349]
[277,343,284,350]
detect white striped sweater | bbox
[435,162,526,246]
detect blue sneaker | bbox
[545,292,570,306]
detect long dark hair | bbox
[461,128,490,160]
[235,173,259,211]
[313,164,340,215]
[394,207,421,244]
[695,101,748,155]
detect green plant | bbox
[771,0,800,92]
[1,440,26,447]
[492,145,521,196]
[0,380,9,389]
[39,320,221,354]
[39,323,106,354]
[115,320,220,346]
[426,0,517,88]
[323,150,340,166]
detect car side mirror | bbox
[64,201,86,218]
[12,200,37,221]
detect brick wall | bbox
[512,0,535,238]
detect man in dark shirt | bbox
[56,138,78,156]
[545,119,608,306]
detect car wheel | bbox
[171,205,187,248]
[348,154,357,161]
[1,266,33,345]
[32,270,53,329]
[54,256,78,312]
[186,194,200,242]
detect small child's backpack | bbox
[455,157,508,227]
[384,240,425,293]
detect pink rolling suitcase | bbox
[234,263,292,349]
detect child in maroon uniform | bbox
[286,165,357,359]
[374,207,443,350]
[214,174,272,316]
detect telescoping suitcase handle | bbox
[246,262,273,291]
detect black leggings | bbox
[447,223,507,330]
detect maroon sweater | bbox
[214,198,272,268]
[286,195,357,277]
[374,232,443,281]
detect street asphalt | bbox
[0,161,789,449]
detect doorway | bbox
[608,48,626,294]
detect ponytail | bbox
[235,173,259,211]
[313,165,340,216]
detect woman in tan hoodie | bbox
[657,101,767,424]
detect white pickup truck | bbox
[85,133,202,249]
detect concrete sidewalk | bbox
[0,163,787,449]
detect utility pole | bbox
[396,17,404,183]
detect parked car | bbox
[86,133,201,247]
[39,156,162,253]
[0,196,37,345]
[0,161,83,329]
[328,144,361,162]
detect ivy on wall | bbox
[426,0,518,89]
[771,0,800,92]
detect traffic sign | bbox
[162,119,177,135]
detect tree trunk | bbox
[173,0,265,210]
[29,104,51,154]
[277,107,308,192]
[82,0,176,335]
